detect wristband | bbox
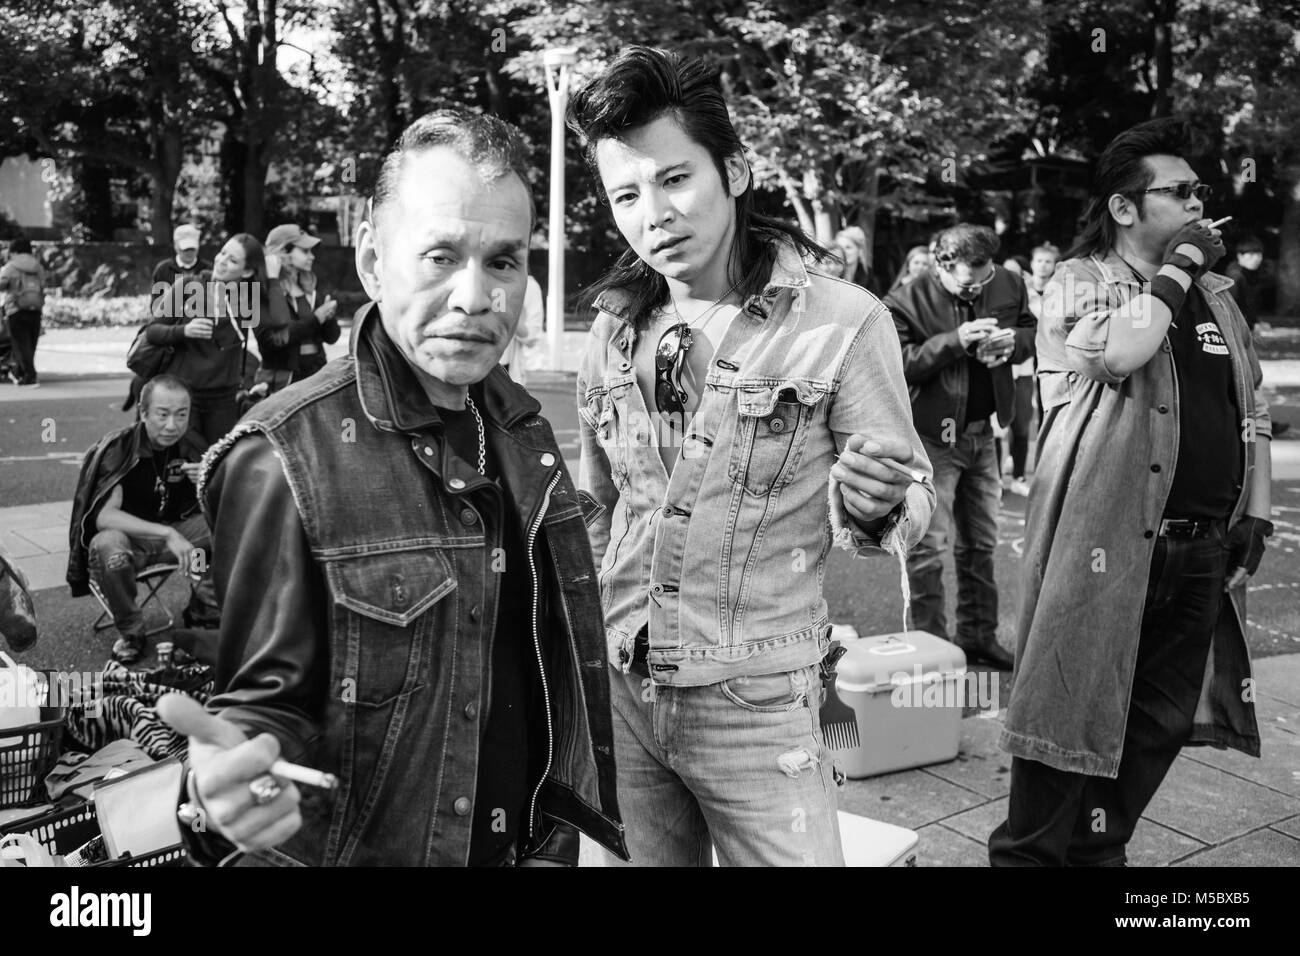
[1148,273,1188,318]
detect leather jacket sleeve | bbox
[203,432,329,759]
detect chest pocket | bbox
[324,547,456,707]
[586,384,631,483]
[729,382,821,496]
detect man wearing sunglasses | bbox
[991,118,1273,866]
[886,224,1037,671]
[567,47,934,867]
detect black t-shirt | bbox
[118,440,199,523]
[958,300,996,425]
[1163,289,1243,519]
[439,393,540,867]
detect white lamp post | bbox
[543,47,577,370]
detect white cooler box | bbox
[822,630,966,778]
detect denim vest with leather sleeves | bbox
[201,313,626,865]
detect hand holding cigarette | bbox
[831,434,923,526]
[157,693,305,854]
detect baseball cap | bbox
[173,224,201,251]
[265,224,321,252]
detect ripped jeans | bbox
[602,662,844,867]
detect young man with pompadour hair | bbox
[568,45,935,867]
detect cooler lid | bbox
[835,630,967,691]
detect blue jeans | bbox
[602,662,844,866]
[906,424,1001,649]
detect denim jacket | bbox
[194,305,627,865]
[1005,251,1271,777]
[577,243,935,687]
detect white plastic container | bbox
[824,630,966,778]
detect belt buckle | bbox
[1159,519,1196,539]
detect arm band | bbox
[1148,272,1189,317]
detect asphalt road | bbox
[4,374,1299,685]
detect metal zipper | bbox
[525,470,562,842]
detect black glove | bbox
[1162,221,1226,278]
[1225,516,1273,578]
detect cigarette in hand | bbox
[269,760,338,790]
[875,456,928,485]
[1208,216,1233,228]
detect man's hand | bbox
[976,329,1015,367]
[1224,516,1273,591]
[165,530,195,570]
[157,694,303,853]
[184,317,215,340]
[958,317,999,349]
[830,434,914,527]
[1163,219,1226,277]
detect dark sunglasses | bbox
[1143,182,1212,202]
[654,323,694,427]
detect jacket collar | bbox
[1092,248,1233,295]
[592,239,812,324]
[351,301,542,435]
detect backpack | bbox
[13,270,43,311]
[125,324,174,380]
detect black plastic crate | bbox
[0,710,63,809]
[0,800,184,867]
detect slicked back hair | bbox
[1069,117,1195,259]
[369,109,535,230]
[566,45,829,330]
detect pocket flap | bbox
[736,380,825,417]
[576,489,607,529]
[326,548,456,627]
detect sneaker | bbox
[1001,454,1014,476]
[1009,477,1031,496]
[111,633,146,665]
[17,380,39,388]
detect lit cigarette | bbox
[270,760,338,790]
[877,456,928,485]
[1208,216,1233,228]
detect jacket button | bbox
[1144,530,1154,539]
[448,477,466,490]
[1151,463,1161,473]
[423,446,434,456]
[460,507,477,525]
[453,797,471,816]
[464,701,478,719]
[650,583,664,595]
[1157,404,1169,414]
[540,453,555,467]
[469,604,482,622]
[769,417,785,433]
[663,505,674,518]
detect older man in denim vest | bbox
[991,118,1273,866]
[161,110,626,867]
[568,47,934,867]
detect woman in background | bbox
[258,224,340,394]
[145,233,288,443]
[889,245,931,293]
[833,226,874,291]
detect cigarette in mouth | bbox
[1208,216,1233,228]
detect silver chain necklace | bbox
[464,394,486,476]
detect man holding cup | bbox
[885,223,1036,670]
